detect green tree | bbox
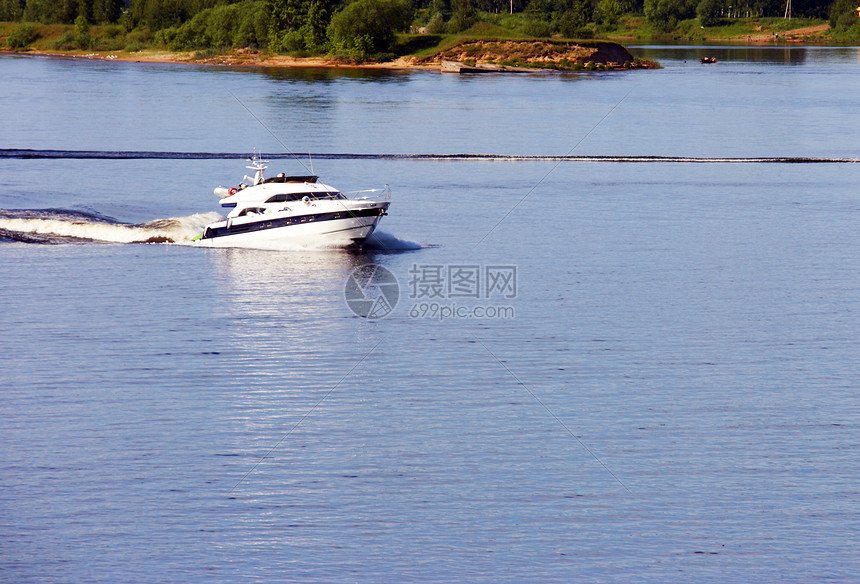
[830,0,859,30]
[267,0,307,35]
[447,0,477,31]
[91,0,122,23]
[234,1,269,47]
[427,0,447,13]
[0,0,24,21]
[696,0,724,26]
[153,1,269,50]
[559,0,593,37]
[24,0,78,23]
[525,0,555,22]
[267,0,334,53]
[301,0,329,50]
[75,14,93,48]
[595,0,621,26]
[644,0,697,31]
[327,0,412,57]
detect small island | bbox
[429,40,654,71]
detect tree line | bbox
[3,0,858,58]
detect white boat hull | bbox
[193,208,386,250]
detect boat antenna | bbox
[228,90,312,175]
[309,152,314,176]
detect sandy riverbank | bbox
[2,47,441,71]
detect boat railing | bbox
[346,184,391,203]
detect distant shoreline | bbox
[3,41,656,72]
[0,22,843,72]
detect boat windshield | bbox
[265,192,346,203]
[314,192,347,200]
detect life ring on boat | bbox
[229,187,237,196]
[302,196,311,205]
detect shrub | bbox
[51,30,77,50]
[124,32,150,52]
[521,19,553,37]
[101,24,125,39]
[330,33,374,61]
[425,12,446,34]
[7,22,38,49]
[93,34,125,51]
[75,15,93,49]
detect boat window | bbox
[309,192,346,200]
[237,207,266,217]
[265,192,345,203]
[264,193,305,203]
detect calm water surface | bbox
[1,47,859,582]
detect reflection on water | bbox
[629,45,860,66]
[259,66,415,84]
[205,246,392,440]
[208,246,391,328]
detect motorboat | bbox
[194,155,390,249]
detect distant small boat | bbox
[700,57,717,64]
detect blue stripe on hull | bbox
[202,207,385,240]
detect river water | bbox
[1,46,859,582]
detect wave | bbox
[0,209,220,245]
[362,230,425,252]
[2,149,858,163]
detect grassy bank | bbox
[601,14,848,43]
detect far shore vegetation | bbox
[1,0,859,65]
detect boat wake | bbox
[0,209,427,251]
[0,209,220,245]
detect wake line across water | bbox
[2,149,858,163]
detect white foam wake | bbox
[0,210,427,251]
[0,212,221,244]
